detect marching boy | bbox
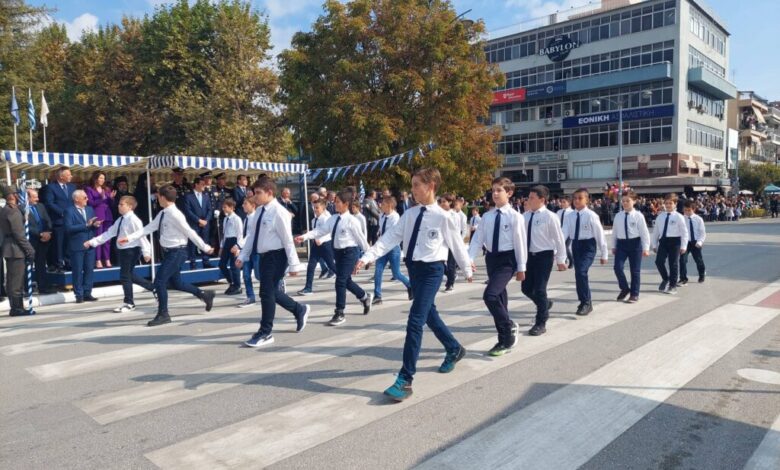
[119,185,216,326]
[651,193,688,295]
[680,200,706,285]
[372,196,413,304]
[562,189,608,316]
[297,199,337,296]
[611,190,650,303]
[556,196,574,268]
[355,168,473,402]
[219,198,243,295]
[468,177,527,357]
[85,195,154,313]
[296,189,372,326]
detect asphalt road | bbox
[1,218,779,470]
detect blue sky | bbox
[29,0,780,99]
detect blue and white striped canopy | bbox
[147,155,307,174]
[4,151,144,169]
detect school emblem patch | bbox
[428,229,438,239]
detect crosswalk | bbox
[2,267,779,470]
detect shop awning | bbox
[753,107,766,124]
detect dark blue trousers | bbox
[572,238,597,304]
[304,241,337,291]
[614,238,642,297]
[333,247,365,311]
[484,250,517,345]
[679,241,705,281]
[655,237,681,287]
[258,249,304,336]
[400,261,460,383]
[521,251,554,326]
[219,237,241,288]
[70,248,95,299]
[154,247,203,315]
[118,247,154,305]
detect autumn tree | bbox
[278,0,504,198]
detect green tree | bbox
[278,0,504,198]
[738,161,780,194]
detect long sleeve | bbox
[361,213,406,264]
[89,218,120,246]
[65,210,90,235]
[467,220,485,261]
[9,210,34,258]
[697,217,706,244]
[678,213,689,248]
[273,209,302,271]
[638,215,651,252]
[126,212,160,243]
[300,215,334,241]
[650,213,662,250]
[610,212,619,249]
[592,213,608,261]
[444,214,473,278]
[513,215,528,272]
[549,216,567,265]
[238,214,255,262]
[351,219,369,252]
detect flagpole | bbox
[28,89,33,152]
[41,90,48,152]
[12,86,18,152]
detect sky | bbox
[28,0,780,99]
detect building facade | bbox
[727,92,779,166]
[485,0,736,194]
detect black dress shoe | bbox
[201,290,215,312]
[147,314,171,327]
[84,295,99,302]
[407,287,414,301]
[75,298,84,304]
[576,303,593,316]
[698,274,705,283]
[547,299,553,311]
[529,324,546,336]
[616,289,630,301]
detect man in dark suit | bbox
[232,174,249,220]
[0,186,35,316]
[65,190,100,303]
[43,166,76,272]
[26,188,55,294]
[184,176,213,269]
[397,191,410,217]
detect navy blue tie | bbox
[330,216,341,243]
[661,214,669,239]
[624,212,629,239]
[689,217,694,241]
[574,212,580,241]
[492,210,501,253]
[250,207,266,254]
[560,210,565,228]
[158,212,165,239]
[381,216,387,236]
[526,212,535,249]
[404,207,427,263]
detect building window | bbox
[688,46,726,78]
[689,7,726,56]
[686,120,724,150]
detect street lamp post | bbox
[592,90,653,199]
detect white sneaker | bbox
[237,299,256,308]
[113,303,135,313]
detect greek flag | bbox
[27,89,36,131]
[10,87,20,126]
[359,180,365,203]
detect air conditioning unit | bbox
[558,173,567,181]
[563,110,576,117]
[501,123,510,131]
[545,118,555,125]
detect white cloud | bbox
[60,13,99,42]
[261,0,321,19]
[504,0,600,22]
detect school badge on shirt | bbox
[427,229,439,239]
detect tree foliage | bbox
[278,0,504,198]
[738,161,780,194]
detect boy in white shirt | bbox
[372,196,412,304]
[234,198,260,307]
[219,198,243,296]
[611,190,650,303]
[557,196,574,268]
[350,201,368,242]
[296,189,372,326]
[85,195,153,313]
[469,206,481,245]
[438,193,460,292]
[119,185,216,326]
[468,177,527,357]
[355,168,473,401]
[297,199,337,296]
[680,200,707,285]
[651,193,689,295]
[562,189,608,316]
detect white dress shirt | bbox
[360,202,473,278]
[127,205,210,252]
[311,210,333,243]
[651,210,690,250]
[456,210,468,239]
[354,212,368,240]
[222,212,244,241]
[685,214,706,246]
[562,207,608,261]
[301,211,369,252]
[611,209,651,252]
[468,204,528,272]
[378,211,400,237]
[236,209,256,249]
[557,207,574,230]
[89,211,151,257]
[523,206,567,265]
[238,198,302,271]
[469,214,481,232]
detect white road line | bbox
[417,303,779,470]
[744,411,780,470]
[734,282,780,306]
[78,285,553,425]
[143,293,676,469]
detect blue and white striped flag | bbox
[27,89,36,131]
[10,87,20,126]
[359,180,365,203]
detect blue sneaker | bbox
[384,376,413,402]
[243,333,274,348]
[438,346,466,373]
[296,305,310,333]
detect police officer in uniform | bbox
[171,167,191,211]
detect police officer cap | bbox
[172,167,184,174]
[215,172,226,179]
[199,171,213,179]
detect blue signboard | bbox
[525,82,567,101]
[562,104,675,128]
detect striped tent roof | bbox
[147,155,307,175]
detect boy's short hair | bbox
[158,185,178,202]
[573,188,590,198]
[382,196,397,208]
[243,197,257,207]
[664,192,678,202]
[350,200,361,210]
[491,176,515,194]
[119,195,138,209]
[559,195,570,203]
[684,200,697,210]
[337,189,354,205]
[471,206,479,212]
[222,198,236,209]
[623,190,638,200]
[252,176,276,194]
[440,193,456,205]
[529,185,549,201]
[412,168,442,190]
[313,199,327,208]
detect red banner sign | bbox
[492,88,527,105]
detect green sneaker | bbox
[488,342,512,357]
[384,376,413,402]
[438,346,466,373]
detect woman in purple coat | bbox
[85,171,115,268]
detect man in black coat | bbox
[0,186,35,316]
[26,188,55,294]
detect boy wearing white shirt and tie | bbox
[234,198,260,308]
[651,193,689,295]
[296,189,372,326]
[680,200,706,285]
[468,177,527,357]
[355,168,473,401]
[85,195,153,313]
[219,199,243,296]
[119,185,216,327]
[563,189,608,316]
[557,197,574,268]
[297,199,337,296]
[611,191,650,303]
[372,196,412,305]
[523,185,567,336]
[236,177,310,347]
